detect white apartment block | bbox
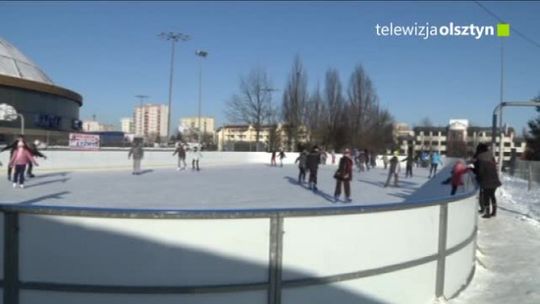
[216,124,309,151]
[396,119,527,164]
[134,104,169,140]
[120,117,134,134]
[82,120,115,132]
[179,117,215,135]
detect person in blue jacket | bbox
[428,151,443,178]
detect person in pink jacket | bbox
[9,141,38,189]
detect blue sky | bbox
[1,1,539,133]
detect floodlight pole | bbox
[159,32,190,142]
[195,50,208,146]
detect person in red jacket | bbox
[449,160,471,195]
[334,148,353,203]
[9,141,38,189]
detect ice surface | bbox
[0,164,439,210]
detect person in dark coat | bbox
[334,148,353,203]
[474,143,502,218]
[26,140,47,178]
[306,146,321,191]
[270,150,277,167]
[1,135,26,181]
[278,149,286,167]
[173,143,187,170]
[384,152,401,187]
[295,150,308,184]
[402,149,414,178]
[128,141,144,175]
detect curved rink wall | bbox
[0,152,478,304]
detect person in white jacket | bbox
[191,146,203,171]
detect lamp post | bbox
[195,50,208,146]
[159,32,190,142]
[0,103,24,135]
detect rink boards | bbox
[0,153,478,304]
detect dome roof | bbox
[0,38,54,85]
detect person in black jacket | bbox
[1,135,26,181]
[26,140,47,178]
[474,143,502,218]
[306,146,321,191]
[334,148,353,203]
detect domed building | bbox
[0,38,83,144]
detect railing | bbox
[0,164,478,304]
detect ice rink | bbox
[0,163,440,210]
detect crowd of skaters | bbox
[2,136,502,214]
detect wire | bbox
[474,1,540,49]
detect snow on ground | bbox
[449,175,540,304]
[0,164,435,210]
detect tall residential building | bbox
[179,117,215,135]
[134,104,169,140]
[120,117,134,133]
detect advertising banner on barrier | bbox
[69,133,100,150]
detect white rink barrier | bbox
[0,162,476,304]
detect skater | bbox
[173,143,187,170]
[474,143,501,218]
[334,148,353,203]
[8,141,38,189]
[26,140,47,178]
[384,152,400,187]
[1,135,26,181]
[128,141,144,175]
[331,150,336,165]
[428,151,443,178]
[191,146,203,171]
[445,160,471,195]
[270,150,277,167]
[306,146,321,191]
[382,154,389,169]
[295,150,308,183]
[401,148,414,178]
[357,151,366,172]
[370,152,377,169]
[364,149,370,171]
[278,149,286,167]
[320,149,327,165]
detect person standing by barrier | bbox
[128,141,144,175]
[474,143,501,218]
[384,153,400,187]
[173,143,187,171]
[306,146,321,191]
[295,150,308,184]
[428,151,443,178]
[444,160,471,195]
[26,140,47,178]
[334,148,353,203]
[9,141,38,189]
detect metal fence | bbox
[511,160,540,190]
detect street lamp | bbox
[0,103,24,135]
[159,32,190,142]
[195,50,208,146]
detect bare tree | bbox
[305,83,326,144]
[347,65,378,146]
[225,68,275,147]
[282,56,308,151]
[418,117,434,127]
[323,68,347,149]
